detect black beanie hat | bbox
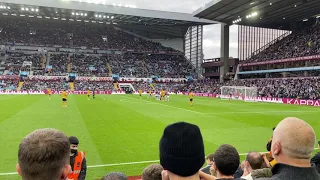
[69,136,79,145]
[159,122,205,177]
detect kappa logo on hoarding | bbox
[286,99,320,106]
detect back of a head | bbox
[142,164,163,180]
[214,144,240,176]
[159,122,205,177]
[18,128,70,180]
[206,154,215,162]
[272,117,316,160]
[101,172,127,180]
[246,152,263,170]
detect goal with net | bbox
[220,86,258,102]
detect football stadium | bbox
[1,0,320,179]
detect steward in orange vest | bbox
[68,136,87,180]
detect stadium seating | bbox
[246,23,320,62]
[0,16,178,52]
[0,78,19,90]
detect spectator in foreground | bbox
[160,122,205,180]
[311,141,320,173]
[257,117,320,180]
[213,144,243,180]
[68,136,87,180]
[142,164,163,180]
[16,128,71,180]
[241,152,264,180]
[101,172,127,180]
[201,154,215,175]
[199,144,244,180]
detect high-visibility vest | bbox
[68,151,85,180]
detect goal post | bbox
[220,86,258,102]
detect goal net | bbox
[220,86,258,102]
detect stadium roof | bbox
[0,0,217,39]
[193,0,320,29]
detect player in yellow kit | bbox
[61,90,68,108]
[189,91,194,106]
[160,90,165,101]
[148,90,152,99]
[87,89,91,100]
[47,88,52,100]
[139,90,143,99]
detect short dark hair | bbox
[101,172,127,180]
[214,144,240,176]
[318,141,320,146]
[142,164,163,180]
[18,128,70,180]
[246,152,263,170]
[206,154,215,162]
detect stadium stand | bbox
[0,16,180,52]
[246,23,320,63]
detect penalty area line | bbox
[1,148,318,176]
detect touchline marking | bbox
[87,160,160,168]
[1,148,318,176]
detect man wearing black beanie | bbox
[160,122,205,180]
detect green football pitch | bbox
[0,94,320,180]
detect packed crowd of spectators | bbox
[183,78,320,100]
[16,117,320,180]
[49,53,69,76]
[43,52,194,78]
[1,52,43,75]
[0,79,19,90]
[247,23,320,63]
[70,54,108,77]
[75,81,113,91]
[21,80,68,91]
[0,16,178,52]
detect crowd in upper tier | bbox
[0,15,194,78]
[247,23,320,63]
[0,16,178,52]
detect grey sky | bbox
[79,0,239,58]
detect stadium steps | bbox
[69,82,74,91]
[141,60,148,74]
[67,63,72,73]
[17,82,24,91]
[107,63,112,76]
[41,55,47,69]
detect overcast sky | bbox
[104,0,239,59]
